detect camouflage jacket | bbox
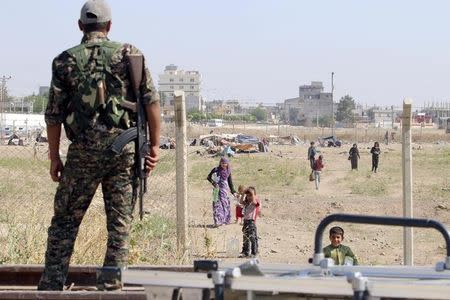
[45,31,159,149]
[323,244,359,265]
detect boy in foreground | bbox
[323,226,358,265]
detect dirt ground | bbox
[187,140,450,267]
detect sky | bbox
[2,0,450,107]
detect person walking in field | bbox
[348,143,360,170]
[370,142,381,173]
[313,155,324,190]
[207,157,237,227]
[307,141,317,170]
[38,0,161,291]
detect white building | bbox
[158,64,203,114]
[0,112,45,138]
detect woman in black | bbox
[349,144,360,170]
[370,142,381,173]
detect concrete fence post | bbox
[402,98,413,265]
[174,91,188,254]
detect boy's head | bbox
[329,226,344,247]
[238,185,246,194]
[245,186,256,202]
[310,141,315,146]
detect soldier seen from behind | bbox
[38,0,161,291]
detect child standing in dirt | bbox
[239,187,260,258]
[323,226,358,265]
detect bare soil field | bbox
[186,127,450,267]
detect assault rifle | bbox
[110,54,148,220]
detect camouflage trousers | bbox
[38,142,136,291]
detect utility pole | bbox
[0,76,12,140]
[331,72,335,136]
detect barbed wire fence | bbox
[2,114,450,265]
[0,121,178,265]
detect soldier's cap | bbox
[80,0,112,24]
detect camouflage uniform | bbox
[38,31,159,291]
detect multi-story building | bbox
[283,81,333,125]
[283,97,302,124]
[158,64,203,119]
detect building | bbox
[283,81,333,125]
[283,97,302,124]
[5,97,33,114]
[158,64,203,119]
[371,106,401,128]
[39,86,50,96]
[422,102,450,125]
[264,105,282,124]
[205,99,243,115]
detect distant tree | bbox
[367,106,378,121]
[336,95,356,123]
[187,108,205,122]
[319,115,333,127]
[23,93,48,113]
[250,107,267,122]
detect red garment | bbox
[255,197,261,221]
[235,205,243,218]
[313,159,324,171]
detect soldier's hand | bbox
[145,145,159,174]
[50,158,64,182]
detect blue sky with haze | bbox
[1,0,450,107]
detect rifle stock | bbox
[111,54,149,220]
